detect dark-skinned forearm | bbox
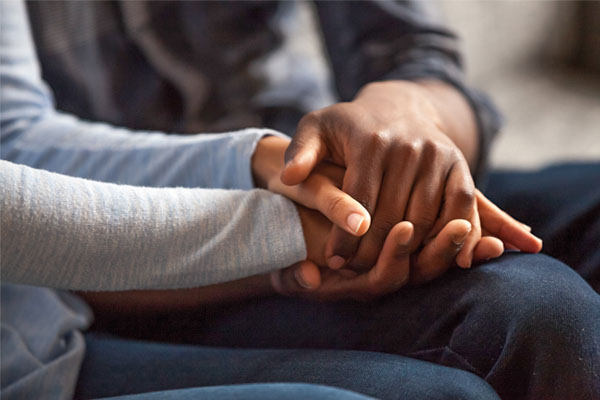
[77,273,274,315]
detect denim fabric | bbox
[76,334,498,400]
[486,163,600,290]
[97,383,377,400]
[88,164,600,400]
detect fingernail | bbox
[452,229,471,246]
[294,268,313,289]
[346,213,365,234]
[327,255,346,270]
[522,224,532,232]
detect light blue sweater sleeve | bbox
[0,160,306,290]
[0,0,307,290]
[0,0,282,190]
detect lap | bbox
[84,163,600,399]
[486,162,600,288]
[76,334,497,400]
[96,383,376,400]
[92,252,599,374]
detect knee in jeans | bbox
[427,369,500,400]
[475,253,598,339]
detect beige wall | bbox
[435,0,579,86]
[435,1,600,169]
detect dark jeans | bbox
[78,336,498,400]
[97,383,379,400]
[77,163,600,400]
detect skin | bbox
[81,79,544,309]
[254,134,540,294]
[254,135,468,272]
[81,131,541,311]
[79,219,493,314]
[82,219,474,314]
[280,79,541,275]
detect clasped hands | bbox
[252,80,542,301]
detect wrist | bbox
[295,204,329,267]
[251,135,291,189]
[354,80,446,131]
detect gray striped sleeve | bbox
[1,160,306,290]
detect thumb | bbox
[270,260,322,296]
[281,122,327,186]
[304,183,371,237]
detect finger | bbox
[476,190,543,253]
[329,221,414,300]
[271,260,322,296]
[368,221,414,289]
[350,152,420,270]
[325,159,385,269]
[281,118,328,185]
[455,202,481,269]
[482,228,517,250]
[430,161,475,237]
[404,156,447,252]
[301,175,371,236]
[411,219,471,284]
[472,236,504,262]
[272,163,372,236]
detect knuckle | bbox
[365,131,391,152]
[422,138,450,161]
[400,140,422,160]
[422,138,438,156]
[449,147,464,161]
[421,136,459,161]
[324,194,346,218]
[450,185,475,208]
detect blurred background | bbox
[29,0,600,171]
[299,1,600,170]
[435,0,600,169]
